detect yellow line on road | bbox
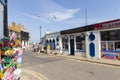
[22,68,49,80]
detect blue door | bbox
[51,39,55,50]
[89,42,95,57]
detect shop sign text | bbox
[93,19,120,30]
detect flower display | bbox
[0,33,23,80]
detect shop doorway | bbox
[70,39,75,55]
[51,39,55,50]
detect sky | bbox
[8,0,120,42]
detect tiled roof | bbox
[8,25,21,32]
[8,22,29,33]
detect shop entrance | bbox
[51,39,55,50]
[70,39,75,55]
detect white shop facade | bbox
[60,25,93,57]
[89,19,120,60]
[61,19,120,60]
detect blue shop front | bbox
[45,32,61,54]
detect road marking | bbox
[21,75,29,80]
[22,68,49,80]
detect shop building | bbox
[44,19,120,60]
[61,18,120,60]
[88,19,120,60]
[45,32,61,53]
[60,25,93,56]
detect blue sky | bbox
[8,0,120,42]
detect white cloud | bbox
[22,13,40,20]
[44,0,80,21]
[21,13,50,23]
[21,0,80,22]
[50,9,80,21]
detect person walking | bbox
[32,45,35,52]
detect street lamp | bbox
[40,26,42,43]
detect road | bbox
[22,51,120,80]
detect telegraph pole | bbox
[85,9,88,25]
[40,26,42,43]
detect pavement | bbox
[48,53,120,67]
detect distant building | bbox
[8,22,30,50]
[42,32,61,54]
[20,26,30,50]
[8,22,21,40]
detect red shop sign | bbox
[93,19,120,30]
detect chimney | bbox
[12,22,15,27]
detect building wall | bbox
[86,31,101,59]
[0,2,4,39]
[8,22,30,50]
[61,33,86,56]
[0,0,8,37]
[21,30,29,49]
[8,22,21,40]
[45,32,61,53]
[3,0,8,37]
[46,32,85,57]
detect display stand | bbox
[0,33,22,80]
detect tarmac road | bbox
[21,51,120,80]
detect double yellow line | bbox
[22,68,48,80]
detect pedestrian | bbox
[32,45,35,52]
[37,46,39,52]
[37,46,40,55]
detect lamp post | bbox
[45,32,47,54]
[40,26,42,43]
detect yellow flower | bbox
[0,71,3,78]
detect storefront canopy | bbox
[60,25,93,35]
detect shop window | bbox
[108,42,114,50]
[62,37,68,50]
[101,41,120,51]
[115,42,120,51]
[101,30,120,41]
[76,35,85,50]
[101,42,106,50]
[101,29,120,51]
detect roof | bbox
[21,27,29,33]
[60,25,93,35]
[8,22,29,33]
[8,25,21,32]
[60,18,120,35]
